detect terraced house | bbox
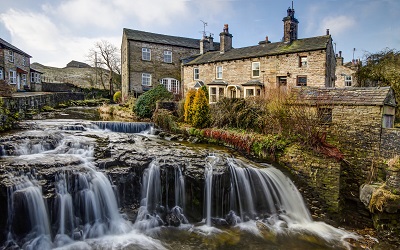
[121,28,219,100]
[0,38,33,91]
[182,7,336,103]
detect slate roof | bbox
[184,35,331,65]
[0,38,31,58]
[291,86,397,107]
[124,28,217,49]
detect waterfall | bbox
[135,160,187,230]
[5,176,52,249]
[204,158,214,226]
[92,121,153,134]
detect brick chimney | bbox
[219,24,233,53]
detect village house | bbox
[121,28,219,100]
[335,50,360,88]
[182,7,336,103]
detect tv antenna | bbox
[200,20,208,37]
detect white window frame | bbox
[194,67,199,80]
[252,62,260,77]
[0,68,3,80]
[209,86,225,103]
[216,66,223,79]
[299,56,308,67]
[9,70,16,84]
[344,75,352,87]
[163,50,172,63]
[8,50,14,63]
[142,48,151,61]
[22,57,26,66]
[142,73,152,86]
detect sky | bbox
[0,0,398,68]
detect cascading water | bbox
[135,160,188,230]
[92,121,153,134]
[0,119,364,249]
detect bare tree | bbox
[87,40,121,97]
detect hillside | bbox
[31,62,111,89]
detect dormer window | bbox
[142,48,151,61]
[8,51,14,63]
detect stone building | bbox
[182,7,336,103]
[335,50,360,88]
[121,28,219,100]
[0,38,32,91]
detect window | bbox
[383,115,394,128]
[318,108,332,124]
[22,57,27,66]
[0,68,3,80]
[209,86,225,103]
[296,76,307,86]
[252,62,260,77]
[8,50,14,62]
[216,66,223,79]
[344,75,352,87]
[299,56,307,67]
[278,76,287,86]
[246,89,254,97]
[194,68,199,80]
[142,48,151,61]
[161,78,180,94]
[142,73,151,86]
[9,70,16,84]
[164,51,172,63]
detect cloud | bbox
[319,15,356,36]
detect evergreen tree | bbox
[192,88,210,128]
[184,89,196,124]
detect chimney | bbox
[282,6,299,43]
[326,29,330,35]
[200,36,210,54]
[336,50,343,66]
[258,35,271,45]
[220,24,233,53]
[208,35,214,50]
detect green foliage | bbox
[200,85,209,101]
[184,89,196,124]
[191,88,210,128]
[113,91,122,103]
[41,106,55,112]
[134,84,173,118]
[152,109,178,132]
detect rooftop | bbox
[0,38,31,58]
[184,35,331,65]
[291,86,397,107]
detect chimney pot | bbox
[326,29,330,35]
[339,51,342,57]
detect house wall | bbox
[0,48,30,91]
[121,38,198,99]
[183,49,331,96]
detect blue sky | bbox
[0,0,398,67]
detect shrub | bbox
[184,89,196,124]
[192,88,210,128]
[134,84,173,118]
[153,109,178,132]
[113,91,122,103]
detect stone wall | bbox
[380,129,400,158]
[183,49,331,96]
[0,92,84,121]
[42,82,82,92]
[122,39,198,97]
[278,144,342,220]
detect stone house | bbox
[121,28,219,100]
[0,38,32,91]
[182,7,336,103]
[335,50,360,88]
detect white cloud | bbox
[319,15,356,36]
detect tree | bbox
[192,88,210,128]
[88,40,121,97]
[184,89,196,124]
[356,48,400,119]
[134,84,173,118]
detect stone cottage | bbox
[182,6,336,103]
[121,28,219,100]
[335,50,360,88]
[0,38,32,91]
